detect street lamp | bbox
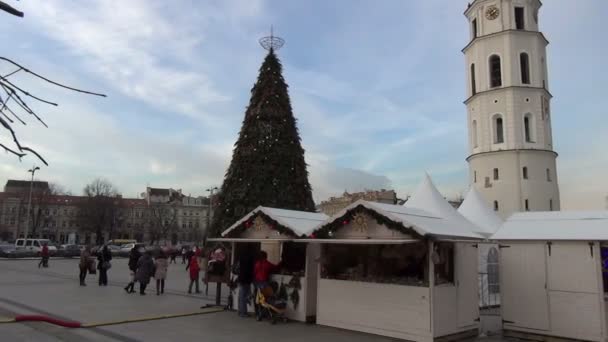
[205,186,218,242]
[23,166,40,242]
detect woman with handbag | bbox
[154,250,169,295]
[97,245,112,286]
[79,245,92,286]
[135,251,155,295]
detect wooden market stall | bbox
[491,211,608,342]
[209,206,328,322]
[304,199,483,342]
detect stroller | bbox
[255,282,288,324]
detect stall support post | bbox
[428,240,435,335]
[215,282,222,306]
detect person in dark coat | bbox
[135,251,155,295]
[237,247,255,317]
[97,245,112,286]
[124,247,141,294]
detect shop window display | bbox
[432,242,455,285]
[321,242,429,286]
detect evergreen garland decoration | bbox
[224,211,301,238]
[312,204,425,240]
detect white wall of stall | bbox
[500,241,606,342]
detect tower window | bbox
[472,18,478,39]
[520,53,530,84]
[493,168,499,180]
[549,199,553,211]
[546,168,552,182]
[474,171,477,183]
[522,167,528,179]
[493,201,499,211]
[525,199,529,211]
[489,55,502,88]
[494,115,504,143]
[471,64,477,95]
[472,120,478,147]
[524,115,532,142]
[515,7,525,30]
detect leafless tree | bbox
[1,4,106,164]
[23,182,69,238]
[78,178,122,245]
[146,202,178,245]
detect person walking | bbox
[124,246,141,294]
[135,251,155,295]
[237,247,255,317]
[154,250,169,295]
[181,247,187,264]
[79,246,92,286]
[187,254,201,294]
[201,247,209,295]
[169,248,177,264]
[97,245,112,286]
[38,243,49,268]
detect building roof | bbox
[4,180,49,192]
[491,211,608,241]
[222,206,329,237]
[148,188,170,196]
[458,187,503,236]
[314,199,484,240]
[403,174,484,236]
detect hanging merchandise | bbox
[287,275,301,290]
[290,288,299,310]
[278,280,288,302]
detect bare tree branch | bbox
[0,1,23,17]
[0,142,25,158]
[0,57,106,165]
[1,76,59,106]
[0,57,106,97]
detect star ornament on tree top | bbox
[259,26,285,51]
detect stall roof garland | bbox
[223,210,301,238]
[312,204,426,240]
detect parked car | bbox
[15,239,58,255]
[0,244,17,258]
[58,244,81,258]
[120,243,145,253]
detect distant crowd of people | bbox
[76,244,227,296]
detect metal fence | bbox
[478,272,500,311]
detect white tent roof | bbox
[221,206,328,237]
[403,174,485,236]
[458,187,503,236]
[491,211,608,241]
[313,199,483,240]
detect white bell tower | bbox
[463,0,560,218]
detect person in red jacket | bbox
[253,251,278,288]
[187,254,201,294]
[38,243,49,268]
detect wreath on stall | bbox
[312,204,424,240]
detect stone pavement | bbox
[0,259,508,341]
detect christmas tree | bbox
[209,39,315,237]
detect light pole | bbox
[205,186,218,242]
[23,166,40,243]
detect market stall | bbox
[209,206,327,322]
[491,211,608,342]
[306,199,483,342]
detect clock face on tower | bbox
[485,6,500,20]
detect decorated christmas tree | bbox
[209,33,315,237]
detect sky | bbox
[0,0,606,209]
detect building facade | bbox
[317,189,397,216]
[464,0,560,218]
[0,182,209,244]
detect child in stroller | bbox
[255,281,288,324]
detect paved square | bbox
[0,258,505,341]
